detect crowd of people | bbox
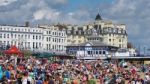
[0,55,150,84]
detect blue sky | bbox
[0,0,150,52]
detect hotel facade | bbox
[0,24,43,51]
[0,14,128,55]
[66,14,127,48]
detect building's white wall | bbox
[0,26,43,51]
[41,26,67,53]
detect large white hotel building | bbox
[0,14,128,54]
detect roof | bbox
[95,13,102,20]
[67,41,117,47]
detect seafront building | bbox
[0,23,67,54]
[66,14,127,48]
[39,25,67,54]
[0,23,43,51]
[0,14,128,57]
[66,14,128,59]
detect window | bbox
[109,39,111,42]
[99,51,101,54]
[33,42,35,48]
[39,36,41,40]
[119,39,121,42]
[28,42,30,48]
[15,34,16,38]
[0,34,2,38]
[49,44,51,50]
[52,45,54,49]
[47,37,48,41]
[53,38,54,42]
[11,33,13,38]
[7,34,9,38]
[49,37,51,41]
[88,51,92,55]
[4,34,6,38]
[119,44,121,47]
[39,43,41,47]
[21,35,23,38]
[28,35,30,39]
[36,42,38,49]
[58,39,60,43]
[96,51,98,54]
[36,35,38,40]
[33,35,35,39]
[103,51,106,54]
[54,38,56,42]
[59,33,61,36]
[7,41,9,45]
[18,35,20,38]
[4,41,6,45]
[25,35,27,39]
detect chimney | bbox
[25,21,30,27]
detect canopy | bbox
[3,45,22,55]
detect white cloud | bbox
[44,0,68,5]
[104,0,150,46]
[61,10,91,25]
[33,10,46,20]
[33,8,60,21]
[68,12,74,16]
[52,0,67,4]
[110,0,136,16]
[0,0,17,6]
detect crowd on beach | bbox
[0,55,150,84]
